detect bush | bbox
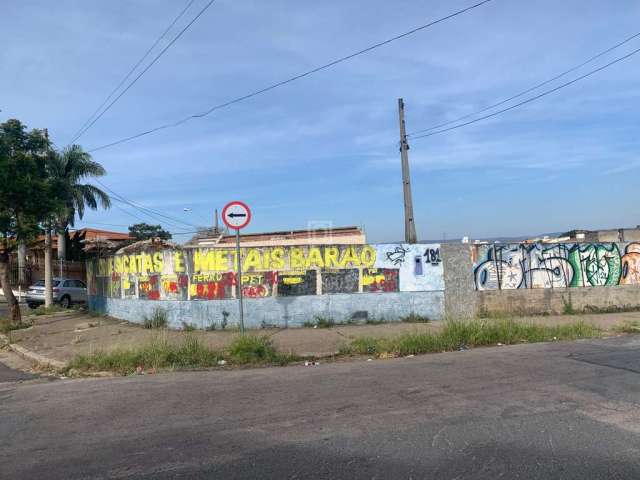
[143,308,168,329]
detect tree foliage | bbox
[128,223,172,241]
[48,145,111,228]
[0,119,56,247]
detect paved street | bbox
[0,301,30,319]
[1,336,639,479]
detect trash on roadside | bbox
[217,359,227,366]
[497,342,503,346]
[379,352,395,359]
[304,361,320,367]
[313,325,318,329]
[135,365,144,375]
[367,358,373,362]
[405,354,415,358]
[147,368,156,375]
[458,343,469,351]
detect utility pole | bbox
[43,129,53,307]
[398,98,417,243]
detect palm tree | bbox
[49,145,111,262]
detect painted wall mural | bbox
[473,242,640,290]
[87,244,444,301]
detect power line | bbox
[96,179,199,228]
[110,197,188,229]
[87,0,494,153]
[410,45,640,141]
[71,0,216,144]
[68,0,197,144]
[407,31,640,137]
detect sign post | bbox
[221,201,252,334]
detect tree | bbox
[128,223,172,241]
[48,145,111,263]
[0,119,57,325]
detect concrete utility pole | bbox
[43,129,53,307]
[398,98,417,243]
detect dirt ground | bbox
[5,310,639,365]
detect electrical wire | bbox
[87,0,494,153]
[407,31,640,137]
[96,179,200,228]
[71,0,216,144]
[410,45,640,141]
[68,0,197,144]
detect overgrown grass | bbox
[68,333,299,375]
[227,335,297,365]
[613,321,640,333]
[303,316,336,328]
[143,308,168,329]
[343,318,602,357]
[400,313,430,323]
[30,305,66,316]
[0,319,33,334]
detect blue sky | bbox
[2,0,639,242]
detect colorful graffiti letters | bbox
[474,242,640,290]
[89,243,444,301]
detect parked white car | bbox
[26,278,87,309]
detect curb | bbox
[0,334,66,370]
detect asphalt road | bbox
[0,360,35,383]
[0,301,30,318]
[1,336,639,479]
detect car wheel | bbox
[60,295,71,309]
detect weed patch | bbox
[303,316,336,328]
[143,308,168,329]
[68,333,300,375]
[227,335,297,365]
[614,321,640,333]
[31,305,66,316]
[400,313,430,323]
[0,320,32,334]
[345,318,602,357]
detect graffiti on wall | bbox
[473,242,640,290]
[88,243,444,301]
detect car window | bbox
[76,280,86,288]
[34,280,59,287]
[63,280,74,287]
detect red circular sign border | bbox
[222,200,252,230]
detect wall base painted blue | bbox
[89,291,444,329]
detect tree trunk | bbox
[57,228,66,261]
[0,252,21,325]
[17,240,27,287]
[44,226,53,307]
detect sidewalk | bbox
[4,310,639,367]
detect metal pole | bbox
[235,229,244,334]
[398,98,418,243]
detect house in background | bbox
[187,225,366,248]
[13,228,131,286]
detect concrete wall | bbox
[476,285,640,316]
[87,240,640,326]
[442,244,476,319]
[89,291,444,329]
[87,243,445,327]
